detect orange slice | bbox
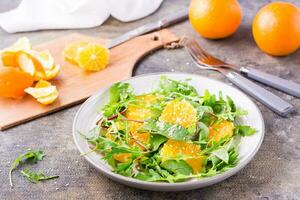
[113,153,132,163]
[63,41,89,64]
[160,139,205,173]
[208,120,234,143]
[160,100,197,128]
[0,67,34,99]
[76,43,109,71]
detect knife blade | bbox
[107,8,189,49]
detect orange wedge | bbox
[208,120,234,143]
[113,153,132,163]
[63,41,89,64]
[160,139,205,173]
[160,100,197,128]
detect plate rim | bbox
[72,72,265,191]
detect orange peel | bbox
[24,80,58,105]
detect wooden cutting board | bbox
[0,29,179,131]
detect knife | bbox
[107,8,189,49]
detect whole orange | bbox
[252,2,300,56]
[189,0,242,39]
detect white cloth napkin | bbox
[0,0,163,33]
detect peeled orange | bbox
[0,67,34,99]
[1,37,31,67]
[76,43,109,71]
[252,2,300,56]
[189,0,242,39]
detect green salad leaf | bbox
[102,82,135,117]
[161,160,193,175]
[234,125,257,136]
[150,134,168,151]
[21,169,59,183]
[142,120,196,141]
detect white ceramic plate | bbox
[73,73,265,191]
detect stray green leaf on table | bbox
[9,150,45,187]
[21,169,59,183]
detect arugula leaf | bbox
[234,125,257,136]
[135,169,163,182]
[21,169,59,183]
[142,120,195,141]
[114,162,134,177]
[201,90,247,122]
[226,96,236,112]
[157,76,198,97]
[161,160,192,175]
[102,82,134,117]
[9,150,45,187]
[108,82,132,104]
[203,90,216,107]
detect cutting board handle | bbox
[110,29,179,74]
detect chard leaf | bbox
[225,136,241,151]
[196,105,214,119]
[161,160,192,175]
[234,125,257,136]
[150,134,168,151]
[81,126,100,140]
[142,120,195,141]
[211,148,229,164]
[21,169,59,183]
[198,122,209,146]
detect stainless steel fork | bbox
[181,37,294,117]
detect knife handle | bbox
[160,8,189,28]
[226,71,294,117]
[241,67,300,98]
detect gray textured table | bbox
[1,0,300,199]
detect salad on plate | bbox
[81,76,256,183]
